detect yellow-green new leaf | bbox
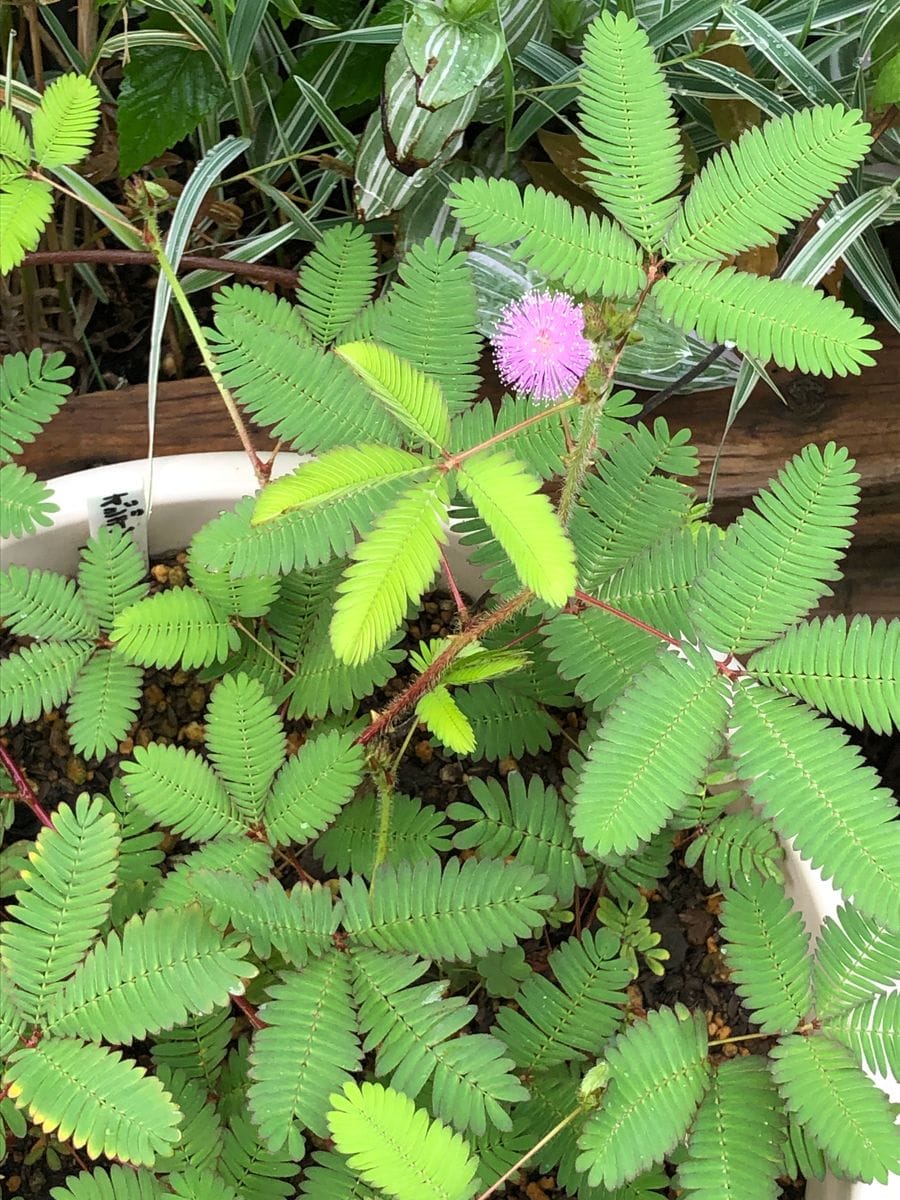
[456,450,576,607]
[0,107,30,170]
[252,444,428,525]
[327,1081,479,1200]
[335,342,451,450]
[416,685,476,754]
[4,1038,181,1167]
[330,477,449,666]
[0,178,53,275]
[32,74,101,169]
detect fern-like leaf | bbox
[454,681,557,759]
[350,947,526,1135]
[0,462,56,537]
[602,524,722,633]
[457,449,576,606]
[335,342,451,450]
[0,105,30,171]
[448,773,586,903]
[204,673,284,824]
[4,1038,181,1167]
[297,223,376,345]
[48,1164,165,1198]
[0,348,71,459]
[416,685,475,754]
[316,793,452,878]
[341,857,552,961]
[449,176,644,300]
[495,929,630,1073]
[252,444,429,525]
[330,476,449,665]
[111,587,239,668]
[327,1081,479,1200]
[191,871,338,966]
[120,743,245,840]
[571,647,730,859]
[250,950,362,1147]
[719,877,812,1033]
[2,564,98,640]
[299,1149,380,1199]
[207,284,396,453]
[543,610,660,712]
[217,1111,296,1200]
[676,1056,785,1200]
[44,905,254,1043]
[67,650,143,759]
[149,839,271,911]
[729,684,900,930]
[576,1006,710,1189]
[569,420,698,592]
[144,1065,223,1176]
[665,106,872,262]
[151,1009,233,1087]
[690,442,859,653]
[76,525,148,627]
[0,639,94,725]
[655,264,880,376]
[373,237,481,413]
[749,615,900,734]
[31,73,100,167]
[2,795,119,1021]
[578,12,682,250]
[813,904,900,1020]
[451,394,566,481]
[188,554,279,618]
[683,808,784,890]
[0,178,53,273]
[769,1035,900,1182]
[263,725,365,846]
[825,990,899,1079]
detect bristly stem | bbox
[574,589,682,647]
[476,1106,582,1200]
[0,743,53,829]
[556,393,605,526]
[444,394,581,470]
[146,216,268,485]
[356,591,532,747]
[370,758,396,882]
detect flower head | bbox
[492,290,593,402]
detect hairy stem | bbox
[556,394,605,526]
[370,759,396,881]
[0,743,53,829]
[146,218,267,484]
[356,591,533,747]
[574,590,681,647]
[445,394,580,469]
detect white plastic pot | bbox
[1,453,895,1197]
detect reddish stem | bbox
[441,396,579,471]
[574,590,681,647]
[232,992,265,1030]
[0,744,53,828]
[20,248,299,287]
[357,592,531,747]
[439,547,469,625]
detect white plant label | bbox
[86,469,149,567]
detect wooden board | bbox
[18,326,899,616]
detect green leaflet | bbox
[112,588,239,669]
[577,1006,710,1189]
[571,647,730,859]
[0,639,94,726]
[676,1056,785,1200]
[264,727,365,846]
[334,341,451,449]
[448,176,645,300]
[0,462,56,538]
[579,12,682,250]
[251,444,429,525]
[1,565,98,641]
[655,265,880,377]
[719,878,813,1034]
[0,348,73,461]
[2,795,120,1022]
[5,1038,181,1167]
[690,442,860,654]
[250,950,362,1146]
[77,525,149,629]
[315,793,452,879]
[205,673,285,824]
[748,615,900,734]
[44,906,256,1043]
[49,1164,165,1199]
[415,685,475,754]
[456,449,576,607]
[770,1035,900,1182]
[67,650,143,760]
[327,1081,479,1200]
[340,857,553,961]
[296,224,376,345]
[665,105,872,263]
[120,743,245,842]
[729,684,900,930]
[330,476,450,666]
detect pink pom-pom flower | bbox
[492,290,593,402]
